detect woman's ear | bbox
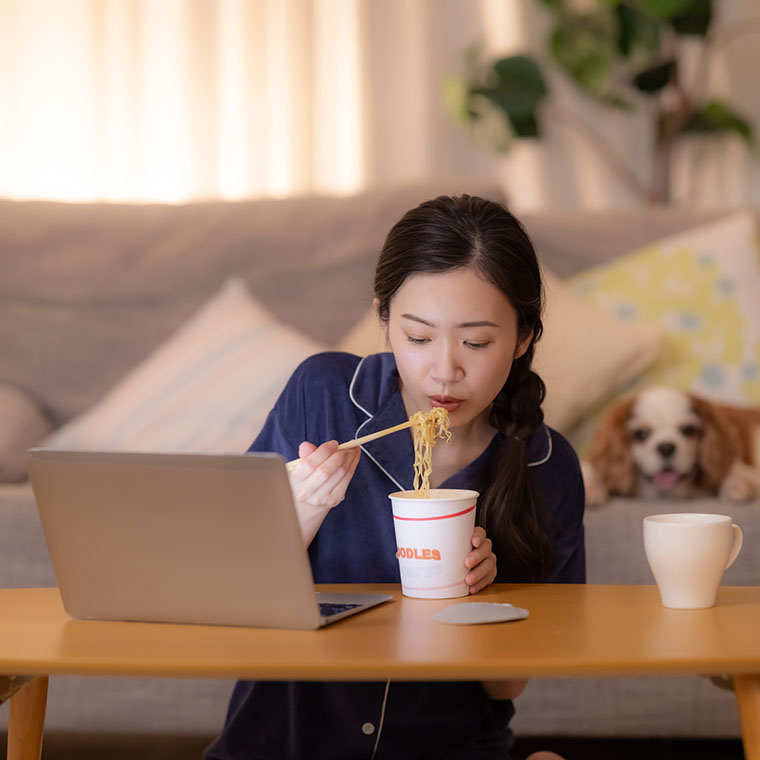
[514,329,534,360]
[373,297,388,328]
[373,297,391,348]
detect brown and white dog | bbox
[581,386,760,506]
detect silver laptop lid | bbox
[26,450,326,629]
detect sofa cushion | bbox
[337,269,662,434]
[535,270,662,433]
[45,278,325,453]
[571,212,760,407]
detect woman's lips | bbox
[429,396,463,412]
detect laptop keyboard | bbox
[318,602,361,617]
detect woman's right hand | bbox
[288,440,360,545]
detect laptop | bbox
[26,449,392,630]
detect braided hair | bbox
[374,194,554,582]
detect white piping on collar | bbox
[528,426,552,467]
[348,355,372,425]
[348,355,405,491]
[360,447,405,492]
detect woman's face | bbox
[381,267,532,431]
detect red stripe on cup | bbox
[393,504,476,521]
[401,578,468,591]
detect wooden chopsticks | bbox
[285,420,413,471]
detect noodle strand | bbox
[409,407,451,497]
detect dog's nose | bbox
[657,442,676,459]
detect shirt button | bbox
[361,722,375,735]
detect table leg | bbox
[7,676,48,760]
[1,677,36,705]
[735,674,760,760]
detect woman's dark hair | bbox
[374,194,554,582]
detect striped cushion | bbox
[45,278,324,453]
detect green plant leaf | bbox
[602,94,636,110]
[473,55,549,121]
[615,4,636,57]
[550,13,615,96]
[682,100,754,145]
[632,59,675,92]
[639,0,692,20]
[669,0,712,36]
[510,112,541,139]
[442,75,477,126]
[615,4,661,57]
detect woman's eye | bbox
[406,336,429,345]
[465,341,489,349]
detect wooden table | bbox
[3,584,760,759]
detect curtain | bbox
[0,0,758,208]
[0,0,374,202]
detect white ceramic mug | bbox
[643,513,743,609]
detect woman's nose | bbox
[431,344,463,385]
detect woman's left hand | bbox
[464,526,497,594]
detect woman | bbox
[204,195,584,760]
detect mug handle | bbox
[726,524,743,570]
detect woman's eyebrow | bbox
[400,313,499,328]
[400,313,433,325]
[459,320,499,328]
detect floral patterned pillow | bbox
[567,212,760,451]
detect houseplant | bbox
[445,0,756,204]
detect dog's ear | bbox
[587,397,637,496]
[690,394,742,491]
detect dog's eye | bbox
[680,424,699,437]
[631,428,650,442]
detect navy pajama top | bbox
[204,352,586,760]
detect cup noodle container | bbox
[389,489,478,599]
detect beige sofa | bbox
[1,182,758,742]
